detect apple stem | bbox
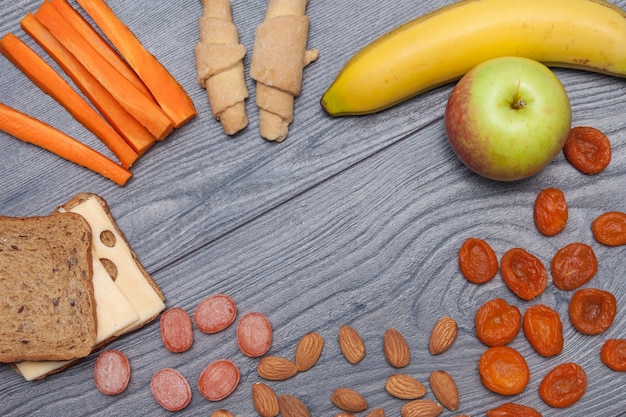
[511,80,526,110]
[512,98,527,109]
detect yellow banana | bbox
[321,0,626,116]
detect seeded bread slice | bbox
[0,212,97,363]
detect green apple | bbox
[444,56,572,181]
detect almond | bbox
[401,400,443,417]
[338,324,366,364]
[330,387,368,413]
[334,413,356,417]
[294,331,324,371]
[251,382,280,417]
[366,407,386,417]
[210,410,235,417]
[383,328,411,368]
[257,356,298,381]
[385,373,427,400]
[429,370,459,411]
[279,394,311,417]
[429,316,458,355]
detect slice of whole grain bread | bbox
[0,212,97,363]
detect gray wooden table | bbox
[2,1,626,416]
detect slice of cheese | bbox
[15,258,139,381]
[65,197,165,327]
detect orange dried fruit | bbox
[533,187,568,236]
[475,298,521,347]
[500,248,548,300]
[601,339,626,372]
[539,362,586,408]
[522,304,563,357]
[458,237,498,284]
[478,346,530,396]
[563,126,611,175]
[568,288,616,335]
[550,242,597,290]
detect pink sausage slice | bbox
[194,294,237,334]
[237,312,272,357]
[160,307,193,353]
[93,350,131,395]
[198,359,240,401]
[150,368,192,412]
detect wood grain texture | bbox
[2,0,626,416]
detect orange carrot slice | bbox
[75,0,197,128]
[49,0,154,101]
[0,102,132,186]
[0,32,138,168]
[21,13,155,156]
[34,2,174,140]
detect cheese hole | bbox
[100,258,118,281]
[99,230,116,247]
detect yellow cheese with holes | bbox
[66,197,165,326]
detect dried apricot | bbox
[601,339,626,372]
[500,248,548,301]
[486,402,542,417]
[522,305,563,357]
[475,298,521,347]
[458,237,498,284]
[478,346,530,396]
[568,288,616,335]
[539,362,586,408]
[592,211,626,246]
[550,242,598,290]
[533,188,568,236]
[563,126,611,175]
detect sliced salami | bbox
[237,312,272,357]
[93,350,131,395]
[194,294,237,334]
[160,307,194,353]
[150,368,192,412]
[198,359,240,401]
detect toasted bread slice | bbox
[0,212,97,363]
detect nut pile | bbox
[250,319,462,417]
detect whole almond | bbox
[385,373,427,400]
[334,413,356,417]
[429,370,459,411]
[210,410,235,417]
[383,328,411,368]
[294,331,324,371]
[366,408,386,417]
[279,394,311,417]
[251,382,280,417]
[401,400,443,417]
[330,387,368,413]
[257,356,298,381]
[429,316,458,355]
[338,324,366,364]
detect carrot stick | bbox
[0,32,138,168]
[34,2,174,140]
[0,102,132,186]
[21,13,155,156]
[49,0,154,101]
[75,0,197,128]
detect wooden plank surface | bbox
[2,0,626,416]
